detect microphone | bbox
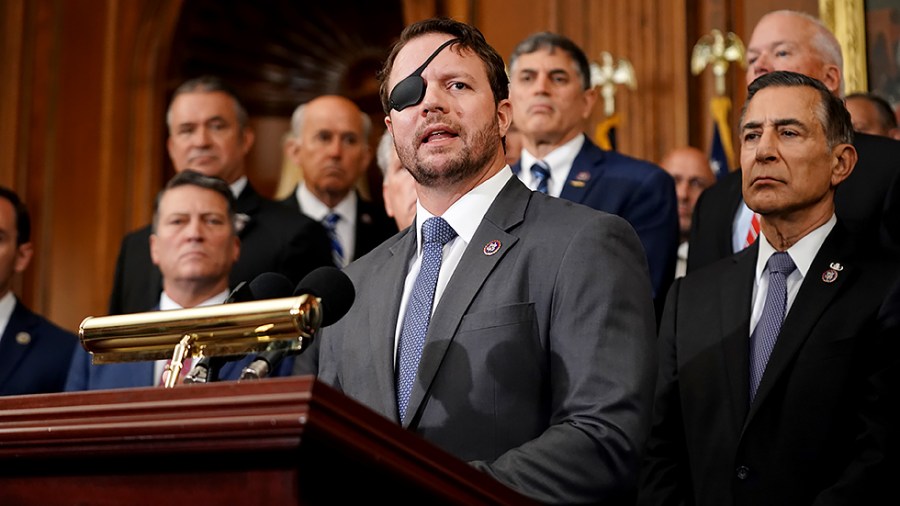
[184,273,294,384]
[240,267,355,380]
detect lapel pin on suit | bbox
[361,213,373,225]
[15,331,31,345]
[568,171,591,188]
[483,240,502,256]
[822,262,843,283]
[235,213,251,234]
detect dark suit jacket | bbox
[687,132,900,272]
[0,299,77,396]
[639,223,899,506]
[512,135,678,300]
[299,176,658,503]
[280,188,397,262]
[108,183,334,315]
[64,346,295,391]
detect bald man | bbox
[687,9,900,272]
[845,93,900,139]
[283,96,397,266]
[660,147,715,277]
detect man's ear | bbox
[240,127,255,156]
[581,86,598,120]
[149,234,160,266]
[497,99,512,137]
[13,242,33,274]
[831,143,857,187]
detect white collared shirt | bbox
[517,134,585,197]
[0,290,18,346]
[296,183,357,267]
[392,167,513,364]
[749,214,836,336]
[229,176,248,200]
[153,289,230,381]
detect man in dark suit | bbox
[0,187,76,396]
[108,76,333,315]
[638,71,898,505]
[296,19,657,503]
[283,95,397,267]
[507,32,678,300]
[688,10,900,273]
[67,171,292,390]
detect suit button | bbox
[736,466,750,480]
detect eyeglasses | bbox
[389,38,460,112]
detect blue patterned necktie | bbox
[531,161,551,194]
[395,216,457,421]
[322,212,344,267]
[749,251,796,401]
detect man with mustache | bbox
[297,18,657,504]
[507,32,679,303]
[108,76,333,315]
[282,95,396,267]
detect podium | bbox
[0,377,531,505]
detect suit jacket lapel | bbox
[719,246,757,425]
[403,179,527,427]
[374,227,417,422]
[0,300,35,388]
[745,225,851,424]
[559,136,607,204]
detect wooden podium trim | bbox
[0,376,531,505]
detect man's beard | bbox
[400,119,500,189]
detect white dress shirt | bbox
[0,290,17,347]
[749,215,836,336]
[296,183,357,267]
[152,289,230,382]
[517,134,584,197]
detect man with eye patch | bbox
[688,10,900,273]
[638,71,899,505]
[282,95,397,267]
[507,32,679,306]
[296,17,657,504]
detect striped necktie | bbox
[531,161,551,194]
[322,212,345,267]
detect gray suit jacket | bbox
[300,176,657,503]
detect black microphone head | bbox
[248,272,294,300]
[294,267,355,327]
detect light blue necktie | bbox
[531,161,551,194]
[396,217,457,421]
[749,251,796,401]
[322,212,344,267]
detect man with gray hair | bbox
[282,95,396,266]
[376,130,417,230]
[507,31,679,304]
[639,70,899,505]
[109,76,333,315]
[688,10,900,272]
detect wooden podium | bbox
[0,377,531,505]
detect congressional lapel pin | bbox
[361,213,373,225]
[235,213,250,234]
[15,331,31,345]
[483,240,501,256]
[822,262,843,283]
[569,171,591,188]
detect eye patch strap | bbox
[389,38,460,112]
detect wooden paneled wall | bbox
[1,0,820,332]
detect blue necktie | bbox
[749,251,796,401]
[396,216,457,421]
[531,161,551,194]
[322,212,344,267]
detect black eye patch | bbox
[389,38,460,112]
